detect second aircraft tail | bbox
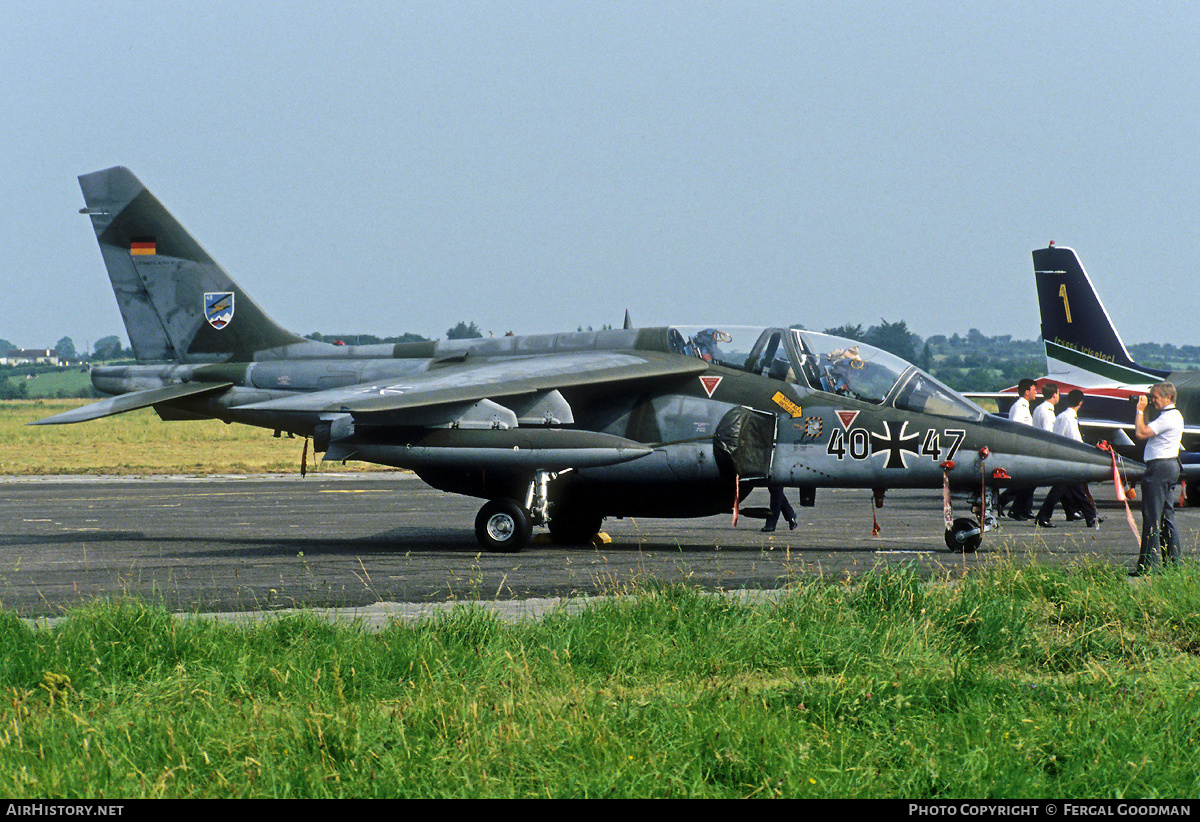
[1032,243,1165,387]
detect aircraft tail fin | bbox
[1032,243,1164,387]
[78,167,307,363]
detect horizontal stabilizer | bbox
[28,382,233,425]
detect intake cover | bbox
[713,406,775,480]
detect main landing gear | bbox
[475,498,532,553]
[472,469,604,553]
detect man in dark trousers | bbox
[762,484,798,532]
[1034,390,1098,528]
[1133,382,1184,575]
[999,379,1038,520]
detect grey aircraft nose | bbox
[968,414,1144,488]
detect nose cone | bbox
[978,415,1144,486]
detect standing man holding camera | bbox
[1133,382,1184,576]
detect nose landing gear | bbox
[944,517,982,553]
[943,487,995,554]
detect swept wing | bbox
[235,350,707,423]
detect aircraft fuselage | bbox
[88,325,1125,520]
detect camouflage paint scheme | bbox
[34,168,1140,552]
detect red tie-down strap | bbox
[979,447,989,524]
[871,488,884,536]
[941,460,955,531]
[732,474,740,527]
[1097,441,1139,542]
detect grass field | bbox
[0,400,389,475]
[6,401,1199,798]
[1,367,94,399]
[2,561,1199,798]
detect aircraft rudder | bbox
[80,167,182,361]
[1032,243,1145,381]
[79,167,305,363]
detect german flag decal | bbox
[130,238,156,256]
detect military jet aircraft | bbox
[33,167,1139,553]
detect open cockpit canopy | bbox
[668,326,985,421]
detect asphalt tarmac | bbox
[2,472,1194,618]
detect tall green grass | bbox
[2,560,1199,797]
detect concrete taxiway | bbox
[2,473,1192,618]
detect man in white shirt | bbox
[1000,379,1038,520]
[1133,382,1185,575]
[1009,379,1035,425]
[1035,390,1097,527]
[1032,384,1058,431]
[1031,383,1078,522]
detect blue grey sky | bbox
[3,1,1198,352]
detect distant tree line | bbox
[812,319,1043,392]
[1126,343,1200,371]
[0,335,132,362]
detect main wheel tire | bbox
[945,517,982,553]
[475,499,532,553]
[548,508,604,545]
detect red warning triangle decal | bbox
[836,410,860,429]
[699,375,723,398]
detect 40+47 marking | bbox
[826,422,966,469]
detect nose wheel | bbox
[944,517,982,553]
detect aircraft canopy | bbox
[667,326,985,421]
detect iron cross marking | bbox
[871,421,921,469]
